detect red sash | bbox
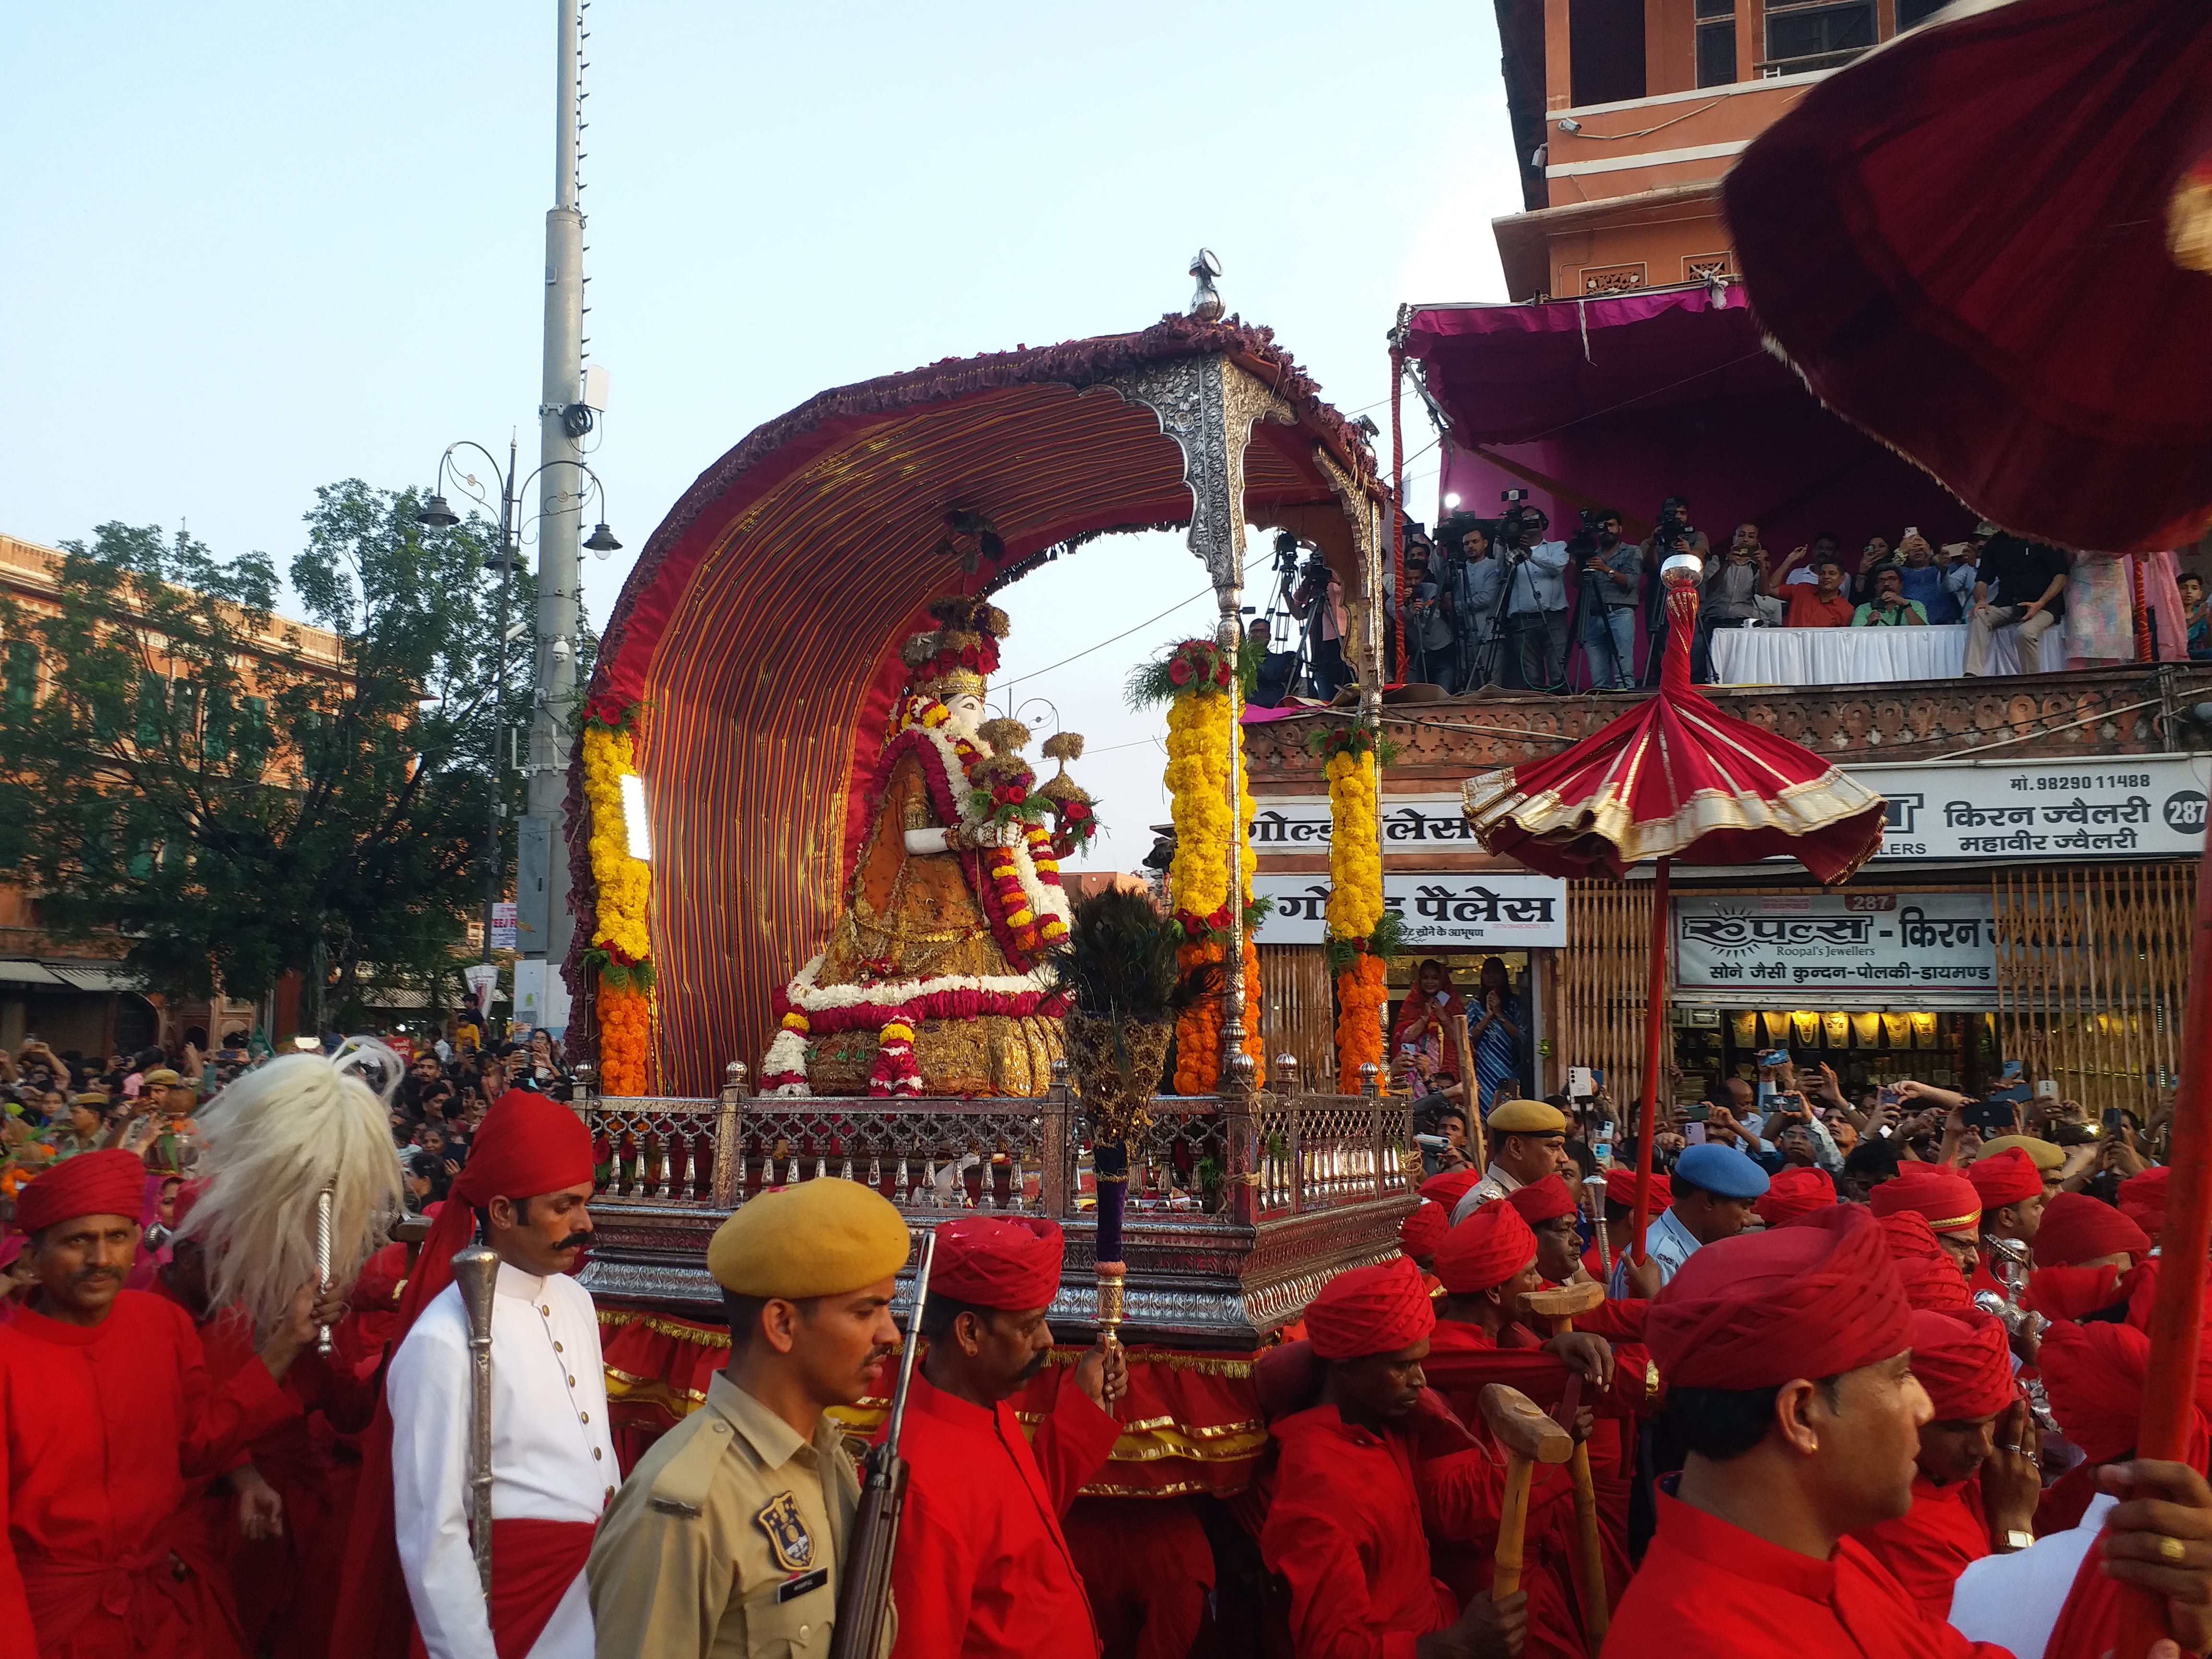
[487,1518,597,1659]
[2042,1524,2120,1659]
[20,1512,236,1655]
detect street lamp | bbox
[419,440,618,967]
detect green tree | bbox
[0,481,533,1028]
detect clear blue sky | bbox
[3,2,1522,870]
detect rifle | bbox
[828,1229,935,1659]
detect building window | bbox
[1766,0,1877,73]
[4,640,35,707]
[135,672,167,747]
[1697,21,1738,86]
[1897,0,1947,25]
[1568,0,1646,107]
[1582,263,1648,294]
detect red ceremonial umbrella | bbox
[1721,0,2212,555]
[1463,570,1886,1261]
[1726,6,2212,1648]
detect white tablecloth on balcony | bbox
[1709,621,2070,685]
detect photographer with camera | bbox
[1288,540,1351,700]
[1697,522,1784,681]
[1496,493,1572,692]
[1573,506,1643,689]
[1436,516,1504,692]
[1397,527,1457,688]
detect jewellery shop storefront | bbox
[1666,753,2208,1117]
[1246,789,1569,1097]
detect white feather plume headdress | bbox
[178,1039,407,1341]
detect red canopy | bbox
[1723,0,2212,555]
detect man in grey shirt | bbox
[1576,507,1643,689]
[1443,519,1504,691]
[1501,505,1571,692]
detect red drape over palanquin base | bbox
[598,1308,1268,1497]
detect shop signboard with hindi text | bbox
[1673,892,1997,1007]
[1254,871,1568,948]
[1248,794,1474,852]
[1818,755,2206,864]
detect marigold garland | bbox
[1325,736,1390,1092]
[583,711,658,1094]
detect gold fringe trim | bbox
[600,1309,733,1349]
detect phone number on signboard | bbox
[2021,774,2152,790]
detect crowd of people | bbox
[1329,495,2211,699]
[0,1022,2206,1659]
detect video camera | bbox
[1656,496,1699,554]
[1496,488,1547,555]
[1565,506,1602,564]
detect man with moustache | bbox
[885,1215,1127,1658]
[0,1148,334,1657]
[334,1088,611,1659]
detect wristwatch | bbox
[1999,1528,2034,1553]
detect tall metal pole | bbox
[483,440,517,964]
[524,0,585,986]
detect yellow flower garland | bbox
[1164,693,1233,919]
[1325,745,1386,1093]
[583,724,652,962]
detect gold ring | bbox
[2157,1535,2188,1564]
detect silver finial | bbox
[1188,249,1224,321]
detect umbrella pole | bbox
[2115,843,2212,1659]
[1628,857,1672,1263]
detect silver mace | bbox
[453,1237,501,1599]
[315,1186,335,1357]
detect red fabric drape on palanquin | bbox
[1462,580,1886,1257]
[1720,0,2212,556]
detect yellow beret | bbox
[1975,1135,2064,1172]
[140,1069,181,1087]
[708,1180,912,1298]
[1487,1098,1568,1134]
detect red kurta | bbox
[1605,1491,2009,1659]
[1260,1399,1476,1659]
[0,1291,294,1659]
[888,1369,1121,1659]
[1854,1477,1992,1624]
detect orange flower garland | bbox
[1335,954,1388,1093]
[599,983,652,1096]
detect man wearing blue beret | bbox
[1611,1142,1769,1296]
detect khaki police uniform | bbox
[586,1370,891,1657]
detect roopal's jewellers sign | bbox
[1254,872,1569,948]
[1853,755,2209,861]
[1674,892,1996,992]
[1248,795,1474,849]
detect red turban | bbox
[932,1216,1064,1310]
[2038,1320,2212,1467]
[1605,1168,1671,1212]
[16,1150,148,1235]
[2027,1263,2127,1322]
[1879,1212,1976,1317]
[2032,1192,2149,1269]
[1435,1202,1539,1296]
[1869,1164,1982,1235]
[1419,1168,1481,1209]
[1755,1166,1836,1227]
[1505,1174,1579,1226]
[1908,1310,2017,1422]
[1306,1256,1437,1360]
[1647,1205,1911,1391]
[2117,1166,2168,1242]
[1399,1201,1449,1262]
[1967,1149,2044,1210]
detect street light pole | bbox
[483,440,518,965]
[525,0,587,991]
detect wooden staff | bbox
[1479,1383,1574,1600]
[1451,1012,1487,1171]
[1522,1281,1613,1643]
[2116,847,2212,1659]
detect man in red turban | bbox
[1852,1311,2037,1623]
[1611,1206,2000,1659]
[1260,1256,1526,1659]
[1756,1166,1837,1228]
[1400,1199,1450,1276]
[0,1148,336,1658]
[1879,1213,1979,1319]
[2025,1193,2154,1327]
[2117,1165,2167,1246]
[1965,1148,2046,1304]
[334,1089,608,1659]
[1421,1166,1483,1213]
[887,1216,1130,1659]
[1948,1318,2212,1659]
[1870,1164,1983,1278]
[1586,1169,1669,1285]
